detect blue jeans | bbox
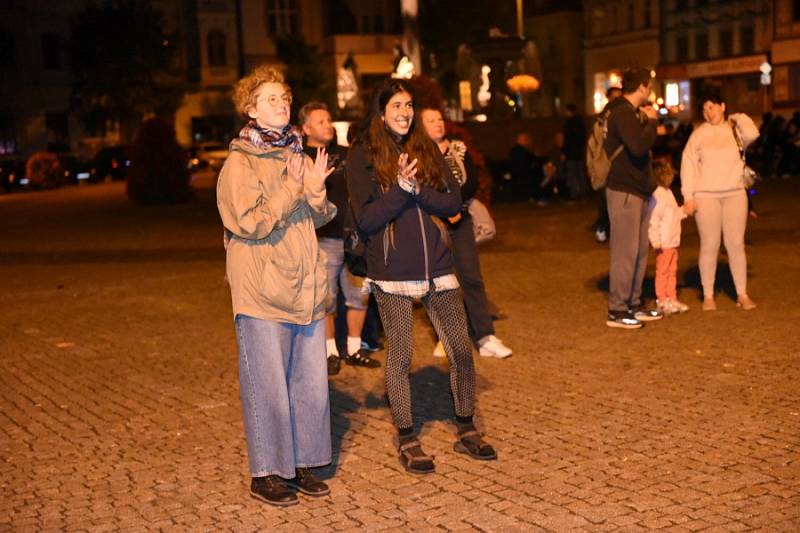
[234,315,331,478]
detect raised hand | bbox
[397,153,419,194]
[286,152,305,187]
[311,147,335,183]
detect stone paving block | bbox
[2,183,800,531]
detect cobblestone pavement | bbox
[1,180,799,532]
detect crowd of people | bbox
[214,62,785,506]
[216,66,508,507]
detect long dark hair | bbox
[356,78,446,189]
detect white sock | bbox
[347,336,361,356]
[326,338,339,357]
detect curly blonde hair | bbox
[232,65,287,117]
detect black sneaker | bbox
[360,339,384,352]
[327,355,341,376]
[285,468,330,497]
[250,475,298,507]
[606,310,643,329]
[630,306,664,322]
[346,350,381,368]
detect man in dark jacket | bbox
[604,67,662,329]
[300,101,380,374]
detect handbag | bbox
[467,198,496,244]
[731,122,759,189]
[342,197,367,277]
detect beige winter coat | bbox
[217,138,336,324]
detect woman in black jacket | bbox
[346,79,497,474]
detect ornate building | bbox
[657,0,772,120]
[772,0,800,111]
[583,0,661,114]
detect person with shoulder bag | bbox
[680,94,759,311]
[420,107,511,359]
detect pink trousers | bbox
[655,247,678,301]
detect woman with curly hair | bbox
[217,65,336,506]
[346,79,497,475]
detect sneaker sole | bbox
[284,482,330,497]
[250,491,299,507]
[635,315,663,322]
[606,320,643,329]
[478,349,512,358]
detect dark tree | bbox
[126,118,192,205]
[275,36,336,121]
[68,0,186,133]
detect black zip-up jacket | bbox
[305,142,347,239]
[605,97,658,199]
[345,142,462,282]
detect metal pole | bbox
[516,0,524,37]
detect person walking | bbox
[217,65,335,506]
[648,161,689,314]
[298,101,380,375]
[420,106,512,358]
[681,95,759,310]
[604,67,663,329]
[346,79,497,475]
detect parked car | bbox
[89,145,131,182]
[188,141,228,171]
[0,157,26,193]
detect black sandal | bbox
[398,439,435,474]
[453,429,497,461]
[346,351,381,368]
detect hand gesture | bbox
[286,152,305,187]
[397,153,419,194]
[311,147,335,184]
[642,106,658,120]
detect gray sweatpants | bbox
[694,192,748,297]
[607,188,652,312]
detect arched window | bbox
[207,29,226,67]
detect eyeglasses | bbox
[257,93,293,107]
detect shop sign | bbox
[685,54,767,78]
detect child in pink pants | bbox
[649,162,689,314]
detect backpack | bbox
[342,193,368,277]
[586,107,624,190]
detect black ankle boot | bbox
[286,468,330,496]
[250,475,298,507]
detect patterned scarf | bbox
[239,121,303,154]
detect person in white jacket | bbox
[649,162,689,314]
[681,95,759,311]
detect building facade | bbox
[583,0,661,114]
[657,0,772,121]
[524,3,586,116]
[0,0,402,158]
[772,0,800,112]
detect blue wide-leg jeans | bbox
[234,315,331,479]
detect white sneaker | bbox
[657,299,676,315]
[672,299,689,313]
[478,335,512,358]
[595,228,607,243]
[433,341,446,358]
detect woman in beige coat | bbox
[217,65,336,507]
